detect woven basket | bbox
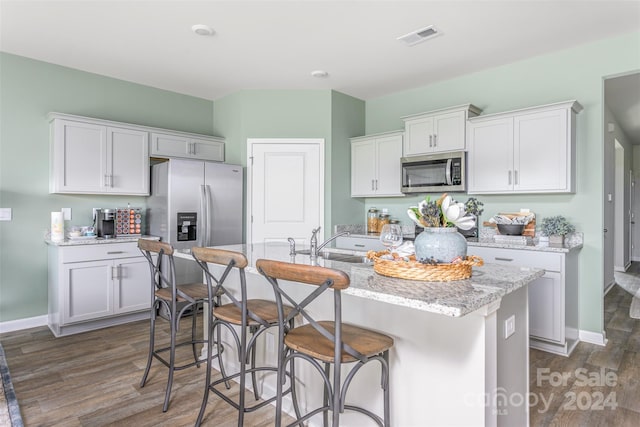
[366,251,484,282]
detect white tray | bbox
[68,235,97,241]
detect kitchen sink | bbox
[296,249,370,264]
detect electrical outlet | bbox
[0,208,12,221]
[504,315,515,339]
[61,208,72,221]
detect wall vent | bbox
[397,25,440,46]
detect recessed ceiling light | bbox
[192,24,214,36]
[311,70,329,78]
[397,25,440,46]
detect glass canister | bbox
[367,208,379,233]
[379,213,390,231]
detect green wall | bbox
[330,91,366,229]
[364,31,640,335]
[0,53,214,323]
[213,89,364,238]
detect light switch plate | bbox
[61,208,72,221]
[0,208,12,221]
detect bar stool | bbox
[191,247,299,427]
[257,259,394,427]
[138,239,222,412]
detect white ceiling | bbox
[2,0,639,101]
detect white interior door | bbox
[248,138,324,245]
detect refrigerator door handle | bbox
[200,184,207,247]
[205,185,214,246]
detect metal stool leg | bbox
[383,350,390,427]
[323,362,330,427]
[249,326,260,401]
[140,301,158,388]
[162,311,177,412]
[191,303,201,367]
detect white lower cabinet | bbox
[468,245,579,356]
[48,242,153,337]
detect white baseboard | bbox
[0,315,48,334]
[579,329,608,346]
[604,280,616,295]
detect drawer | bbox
[59,242,143,263]
[334,236,385,252]
[468,246,563,272]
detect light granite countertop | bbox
[174,242,544,318]
[44,235,160,246]
[335,224,583,253]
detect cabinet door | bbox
[467,118,514,193]
[150,132,190,157]
[433,110,466,152]
[528,271,564,343]
[62,260,112,324]
[514,109,569,192]
[113,257,152,314]
[108,127,149,195]
[192,137,224,162]
[351,139,377,197]
[51,120,107,193]
[404,116,434,156]
[375,134,403,196]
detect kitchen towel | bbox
[51,211,64,242]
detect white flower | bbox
[407,208,422,227]
[441,195,476,230]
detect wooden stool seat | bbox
[155,283,209,302]
[285,321,394,363]
[214,299,293,326]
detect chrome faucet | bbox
[309,226,350,257]
[309,226,322,257]
[287,237,296,256]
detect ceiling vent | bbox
[397,25,440,46]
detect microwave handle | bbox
[445,158,453,185]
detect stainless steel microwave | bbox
[401,151,466,193]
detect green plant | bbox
[464,197,484,217]
[541,215,575,236]
[407,193,475,230]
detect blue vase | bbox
[414,227,468,263]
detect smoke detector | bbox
[192,24,215,36]
[311,70,329,78]
[397,25,440,46]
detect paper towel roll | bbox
[51,211,64,242]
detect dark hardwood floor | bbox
[1,281,639,426]
[529,283,640,426]
[0,316,290,426]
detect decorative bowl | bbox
[496,224,525,235]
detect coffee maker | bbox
[94,208,116,239]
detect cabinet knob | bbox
[494,257,514,262]
[429,134,433,147]
[433,134,437,147]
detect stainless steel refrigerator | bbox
[147,158,243,285]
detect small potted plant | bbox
[540,215,575,245]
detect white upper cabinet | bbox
[50,116,149,195]
[467,100,582,194]
[150,132,224,162]
[402,104,482,156]
[351,131,404,197]
[49,112,226,195]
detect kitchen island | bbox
[175,242,544,427]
